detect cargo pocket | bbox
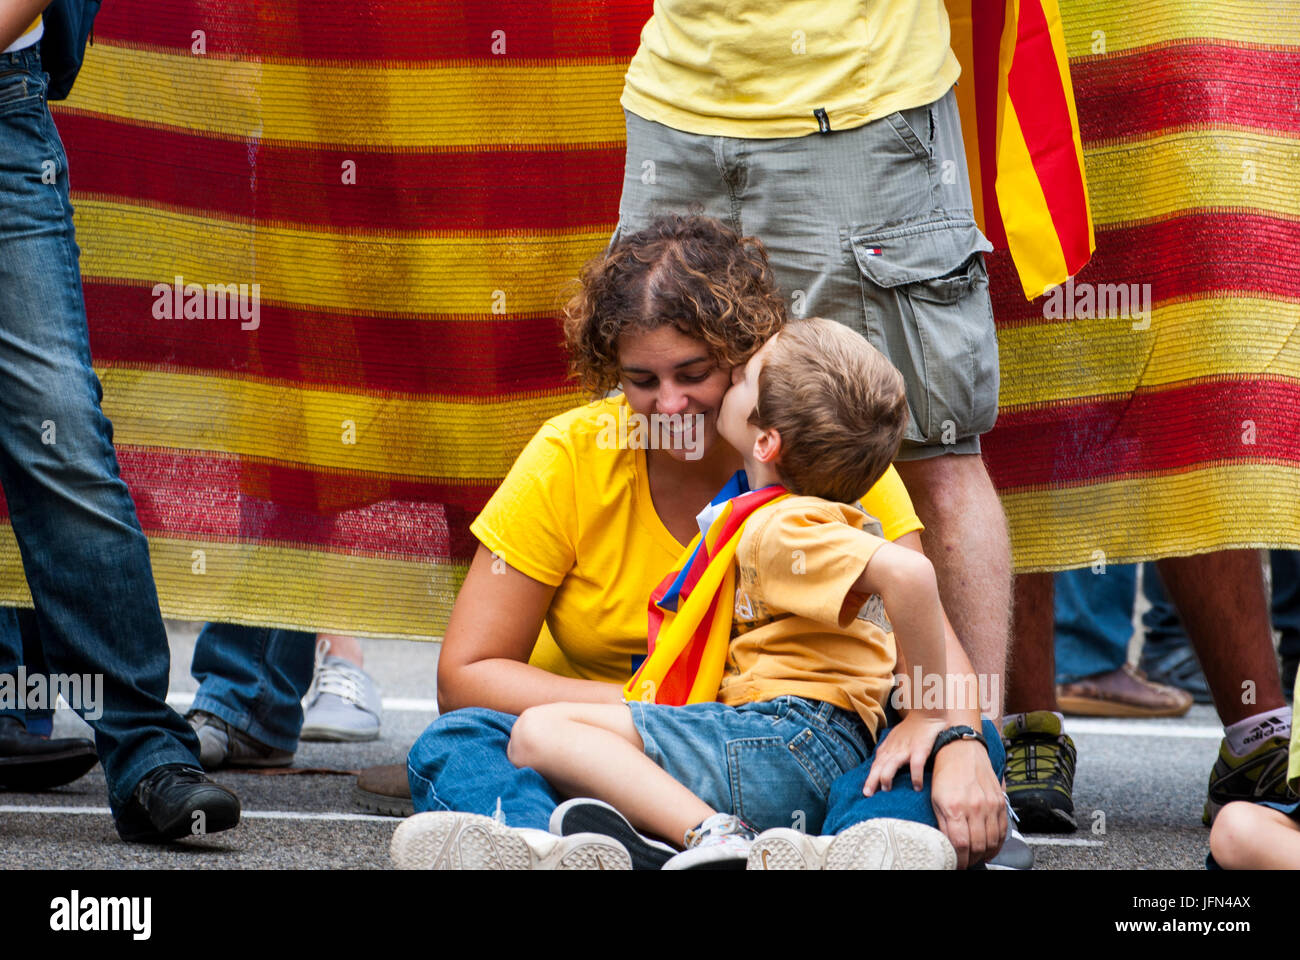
[851,220,999,446]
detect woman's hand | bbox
[862,710,947,795]
[930,738,1006,869]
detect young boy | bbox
[500,318,966,868]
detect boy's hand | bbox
[931,739,1006,869]
[862,711,947,795]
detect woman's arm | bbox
[436,543,625,715]
[0,0,50,50]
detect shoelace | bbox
[1005,733,1074,783]
[314,658,370,707]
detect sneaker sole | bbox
[300,724,381,743]
[354,784,414,818]
[391,812,631,870]
[749,821,956,870]
[550,798,676,870]
[1008,793,1078,833]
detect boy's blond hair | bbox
[751,318,908,504]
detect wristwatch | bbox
[927,725,988,769]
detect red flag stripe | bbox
[972,0,1007,249]
[91,0,652,63]
[58,114,625,234]
[1004,0,1091,269]
[984,377,1300,491]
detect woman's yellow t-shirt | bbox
[469,396,922,684]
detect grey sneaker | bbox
[300,644,382,742]
[985,796,1035,870]
[186,710,293,771]
[662,813,756,870]
[391,811,631,870]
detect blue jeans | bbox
[1053,565,1137,683]
[0,606,53,735]
[0,46,199,815]
[189,623,317,752]
[408,706,1004,837]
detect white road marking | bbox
[164,692,440,714]
[1065,720,1223,739]
[0,804,396,823]
[1022,836,1105,847]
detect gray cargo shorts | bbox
[616,86,998,459]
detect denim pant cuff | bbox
[189,693,301,754]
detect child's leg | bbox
[1209,801,1300,869]
[508,702,715,845]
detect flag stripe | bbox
[984,377,1300,491]
[62,44,629,147]
[89,0,650,63]
[57,113,626,233]
[1056,1,1300,58]
[84,283,574,398]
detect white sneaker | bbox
[662,812,755,870]
[300,639,382,742]
[391,811,631,870]
[748,818,957,870]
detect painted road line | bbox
[1023,837,1105,847]
[0,804,395,823]
[165,692,441,713]
[1066,720,1222,739]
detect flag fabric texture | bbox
[978,0,1300,570]
[625,476,788,706]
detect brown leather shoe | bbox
[354,763,414,817]
[1056,663,1193,718]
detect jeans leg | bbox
[189,622,316,753]
[0,607,23,725]
[1053,566,1136,683]
[822,717,1006,834]
[0,54,199,814]
[1270,551,1300,657]
[0,607,54,734]
[1139,561,1189,655]
[407,707,560,831]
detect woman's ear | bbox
[752,426,782,465]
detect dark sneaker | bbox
[1002,711,1078,833]
[1203,729,1296,826]
[354,763,414,818]
[549,797,676,870]
[115,764,241,843]
[0,716,99,790]
[186,710,293,770]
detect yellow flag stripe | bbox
[1004,463,1300,572]
[996,98,1070,297]
[76,201,609,315]
[64,43,628,147]
[99,367,582,479]
[997,296,1300,409]
[1057,0,1300,59]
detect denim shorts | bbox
[627,695,873,834]
[618,86,998,458]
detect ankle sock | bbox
[1224,709,1292,757]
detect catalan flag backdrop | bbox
[979,0,1300,571]
[0,1,1292,635]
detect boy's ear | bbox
[752,426,782,465]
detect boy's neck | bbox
[740,455,783,492]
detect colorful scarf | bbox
[624,473,788,706]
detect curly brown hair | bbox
[563,215,788,396]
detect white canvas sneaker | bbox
[300,640,382,742]
[391,811,632,870]
[747,818,957,870]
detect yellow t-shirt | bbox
[621,0,961,138]
[1290,668,1299,792]
[720,497,896,736]
[469,395,922,684]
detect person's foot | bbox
[354,763,414,817]
[1056,663,1193,718]
[1002,711,1078,833]
[300,643,382,742]
[115,764,241,843]
[747,819,957,870]
[1139,645,1213,704]
[662,812,755,870]
[1203,732,1295,826]
[186,710,293,771]
[391,811,630,870]
[0,716,99,790]
[549,797,676,870]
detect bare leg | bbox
[1005,572,1058,714]
[895,454,1011,715]
[1209,801,1300,869]
[1154,551,1285,724]
[320,633,362,667]
[507,703,714,845]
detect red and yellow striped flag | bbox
[947,0,1095,299]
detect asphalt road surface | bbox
[0,622,1235,870]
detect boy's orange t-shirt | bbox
[720,496,896,736]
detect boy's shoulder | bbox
[755,494,886,541]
